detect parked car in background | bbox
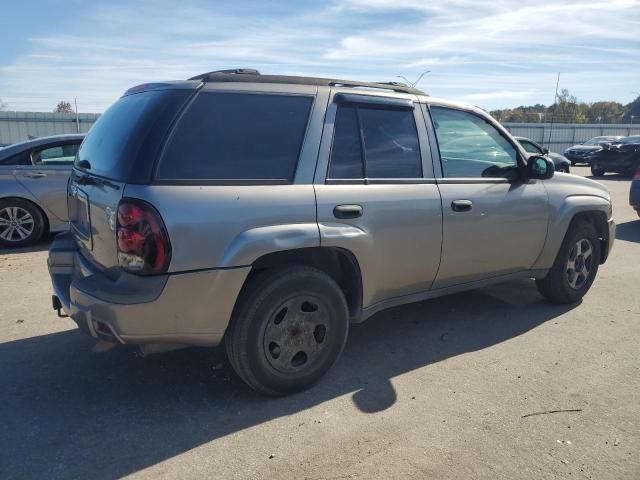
[588,135,640,178]
[0,134,84,247]
[565,136,624,165]
[630,166,640,218]
[514,136,571,173]
[48,70,615,395]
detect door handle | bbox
[333,204,363,219]
[20,172,47,179]
[451,199,473,212]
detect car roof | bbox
[0,134,85,160]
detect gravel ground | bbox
[1,166,638,479]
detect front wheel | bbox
[225,266,349,395]
[591,164,605,177]
[536,221,600,304]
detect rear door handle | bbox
[451,199,473,212]
[333,204,363,219]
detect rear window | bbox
[76,89,191,182]
[156,92,313,182]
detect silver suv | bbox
[48,70,615,395]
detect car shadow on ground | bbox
[615,220,640,243]
[0,279,575,479]
[0,233,54,254]
[586,174,631,182]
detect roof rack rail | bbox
[187,70,426,95]
[188,68,260,81]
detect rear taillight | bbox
[634,167,640,180]
[116,199,171,274]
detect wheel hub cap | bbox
[566,238,593,290]
[263,296,330,373]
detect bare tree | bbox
[54,100,74,114]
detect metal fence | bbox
[503,123,640,152]
[0,111,100,147]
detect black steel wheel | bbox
[536,220,600,304]
[225,266,349,395]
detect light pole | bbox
[396,70,431,88]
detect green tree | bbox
[623,95,640,122]
[588,101,624,123]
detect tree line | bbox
[490,90,640,124]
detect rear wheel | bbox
[590,164,605,177]
[536,220,600,304]
[225,266,349,395]
[0,199,45,248]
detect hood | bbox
[545,170,610,200]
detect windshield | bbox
[584,136,616,145]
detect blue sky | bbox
[1,0,639,112]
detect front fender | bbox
[533,194,611,269]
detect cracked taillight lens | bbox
[116,199,171,274]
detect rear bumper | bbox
[48,232,250,346]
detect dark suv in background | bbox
[565,136,624,165]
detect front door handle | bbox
[451,199,473,212]
[333,204,363,219]
[20,172,47,179]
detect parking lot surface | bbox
[1,166,638,479]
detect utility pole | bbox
[547,72,561,149]
[74,97,80,133]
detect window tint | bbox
[0,151,30,166]
[77,89,191,182]
[328,105,363,179]
[431,107,518,179]
[158,93,313,181]
[34,143,79,165]
[519,140,543,154]
[328,104,422,179]
[360,108,421,178]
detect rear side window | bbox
[157,92,313,182]
[34,143,79,165]
[328,104,422,179]
[0,151,31,166]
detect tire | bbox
[536,220,600,304]
[0,198,46,248]
[225,266,349,395]
[590,164,605,177]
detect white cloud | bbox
[0,0,638,111]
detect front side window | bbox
[430,107,518,179]
[157,92,313,181]
[519,140,543,154]
[33,143,79,165]
[328,104,422,179]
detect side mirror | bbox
[601,143,610,150]
[542,147,549,155]
[526,155,554,180]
